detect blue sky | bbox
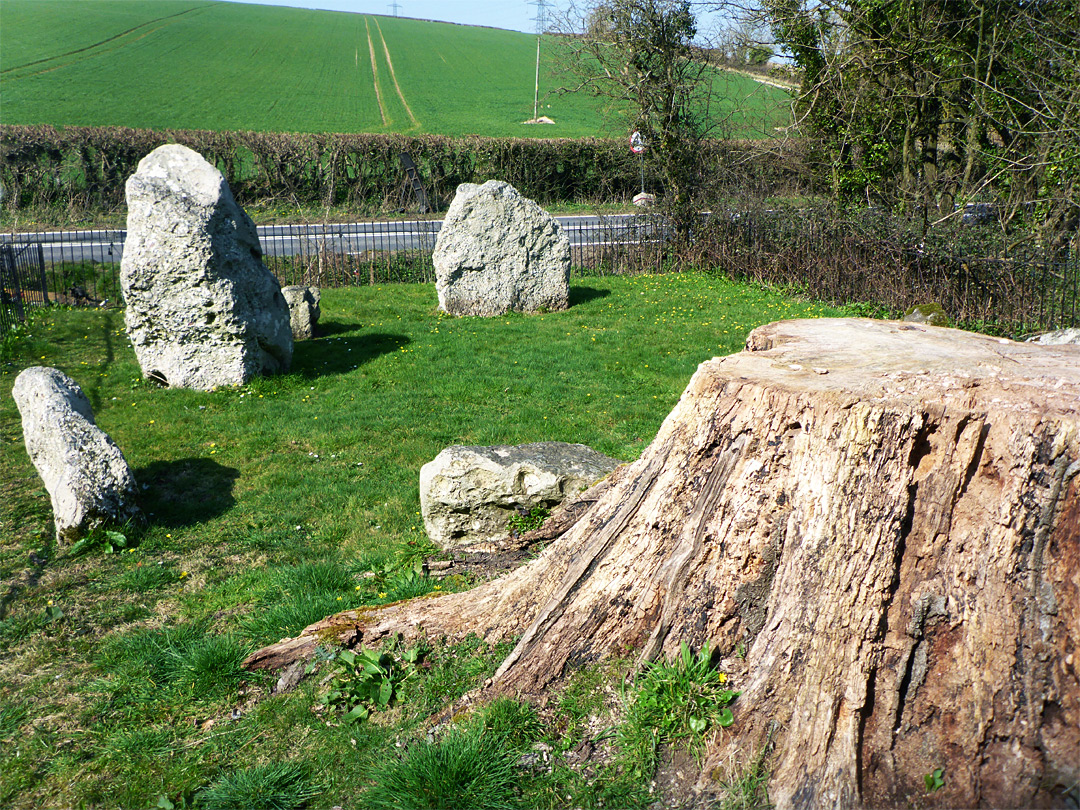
[220,0,551,34]
[220,1,731,38]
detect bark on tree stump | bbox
[245,318,1080,809]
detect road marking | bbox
[364,18,389,126]
[372,17,420,130]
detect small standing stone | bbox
[12,367,141,543]
[1026,327,1080,346]
[902,303,949,327]
[282,285,321,340]
[433,181,571,317]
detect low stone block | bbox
[1026,327,1080,345]
[419,441,620,551]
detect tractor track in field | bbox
[364,18,390,126]
[371,17,420,130]
[1,4,211,78]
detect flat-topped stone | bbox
[419,441,620,551]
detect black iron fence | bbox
[693,208,1080,334]
[1,240,49,333]
[2,211,1076,336]
[0,215,669,311]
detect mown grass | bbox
[0,0,791,138]
[0,272,841,807]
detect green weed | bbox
[628,641,738,747]
[508,504,551,535]
[321,644,420,723]
[68,527,131,556]
[924,767,945,793]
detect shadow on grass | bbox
[291,332,410,378]
[313,320,364,337]
[570,286,611,306]
[134,457,239,528]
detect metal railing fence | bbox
[2,212,1076,335]
[1,241,49,333]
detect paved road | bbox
[5,214,653,266]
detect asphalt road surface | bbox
[6,214,656,267]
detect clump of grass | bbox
[0,702,28,739]
[551,660,612,743]
[112,560,181,592]
[363,728,520,810]
[197,761,321,810]
[397,636,515,719]
[384,563,437,601]
[98,623,249,706]
[476,696,544,752]
[559,642,738,809]
[715,726,775,810]
[508,504,550,535]
[242,593,348,644]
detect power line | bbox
[388,1,401,16]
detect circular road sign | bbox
[630,131,647,154]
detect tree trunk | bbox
[245,318,1080,809]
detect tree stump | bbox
[245,319,1079,809]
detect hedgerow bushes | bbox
[0,125,810,216]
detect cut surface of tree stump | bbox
[245,318,1079,809]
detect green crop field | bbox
[0,0,791,138]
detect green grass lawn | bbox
[0,273,841,808]
[0,0,791,138]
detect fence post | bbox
[36,243,50,304]
[1,243,27,328]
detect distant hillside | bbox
[0,0,791,138]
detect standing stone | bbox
[13,367,141,543]
[902,302,948,326]
[1027,327,1080,345]
[419,441,620,551]
[281,285,321,340]
[433,181,571,316]
[121,144,292,390]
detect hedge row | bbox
[0,125,811,216]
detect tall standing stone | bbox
[13,367,141,543]
[433,181,571,316]
[121,144,292,390]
